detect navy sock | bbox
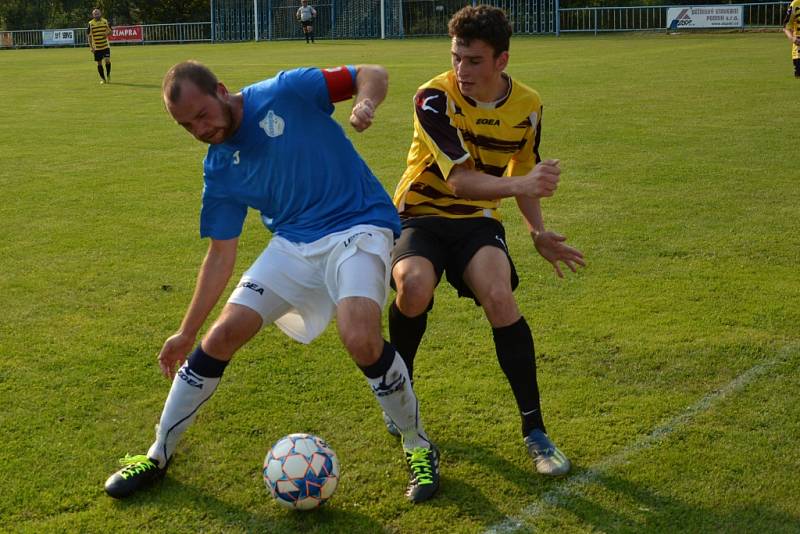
[358,340,396,379]
[188,345,229,378]
[97,64,105,81]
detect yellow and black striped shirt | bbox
[88,18,111,50]
[393,70,542,220]
[784,0,800,58]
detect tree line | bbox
[0,0,210,31]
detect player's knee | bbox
[479,285,517,324]
[394,272,434,317]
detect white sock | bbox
[365,349,430,450]
[147,362,221,466]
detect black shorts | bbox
[93,48,110,62]
[301,20,312,28]
[392,216,519,303]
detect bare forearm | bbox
[178,241,237,337]
[447,160,560,200]
[446,168,523,200]
[354,64,388,107]
[516,195,545,234]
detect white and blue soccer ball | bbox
[263,433,340,510]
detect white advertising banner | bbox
[42,29,75,45]
[667,5,744,29]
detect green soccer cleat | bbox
[104,454,167,499]
[382,411,400,438]
[404,444,440,503]
[524,429,571,476]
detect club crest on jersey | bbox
[260,110,285,138]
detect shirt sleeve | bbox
[281,66,357,114]
[199,183,248,240]
[412,87,470,179]
[506,106,543,177]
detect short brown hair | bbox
[448,5,512,57]
[162,60,219,104]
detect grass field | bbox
[1,33,799,533]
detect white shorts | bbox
[227,224,394,344]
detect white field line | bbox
[485,343,799,534]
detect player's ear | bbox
[216,82,229,99]
[496,50,509,71]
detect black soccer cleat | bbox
[404,444,440,503]
[104,454,167,499]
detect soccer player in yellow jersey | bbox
[783,0,800,77]
[385,5,585,476]
[88,8,112,84]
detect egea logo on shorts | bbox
[238,281,265,294]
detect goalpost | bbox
[211,0,557,41]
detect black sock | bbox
[794,59,800,77]
[105,62,111,78]
[388,300,428,381]
[310,32,315,42]
[492,317,546,436]
[187,345,229,378]
[97,64,106,81]
[305,33,309,43]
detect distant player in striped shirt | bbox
[783,0,800,77]
[384,5,584,476]
[87,8,112,84]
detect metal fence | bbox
[0,1,789,48]
[210,0,558,39]
[560,2,787,33]
[0,22,212,49]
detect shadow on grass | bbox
[533,471,800,533]
[109,476,384,533]
[431,437,556,525]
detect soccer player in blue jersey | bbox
[104,61,439,503]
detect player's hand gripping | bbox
[158,331,196,380]
[533,230,586,278]
[518,159,561,198]
[350,98,376,132]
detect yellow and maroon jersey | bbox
[393,70,542,220]
[784,0,800,58]
[88,18,111,50]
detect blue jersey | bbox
[200,66,401,243]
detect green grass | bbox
[1,33,798,533]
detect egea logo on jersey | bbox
[260,110,285,138]
[476,118,500,126]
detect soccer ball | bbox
[263,433,340,510]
